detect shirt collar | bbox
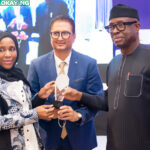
[54,52,72,67]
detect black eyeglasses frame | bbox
[105,21,137,33]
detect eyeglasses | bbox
[50,31,72,39]
[105,21,137,33]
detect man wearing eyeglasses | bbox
[61,4,150,150]
[27,15,103,150]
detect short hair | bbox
[50,15,75,34]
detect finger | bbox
[49,81,55,85]
[58,115,70,120]
[59,105,70,110]
[48,114,54,119]
[43,105,53,109]
[46,81,55,88]
[58,109,72,117]
[58,108,69,115]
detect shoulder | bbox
[139,44,150,51]
[53,0,68,8]
[110,54,122,63]
[72,50,97,63]
[31,52,51,66]
[108,54,122,71]
[36,2,46,10]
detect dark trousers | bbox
[56,136,73,150]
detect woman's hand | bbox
[38,81,55,99]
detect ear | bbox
[136,22,140,32]
[72,33,76,42]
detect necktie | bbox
[59,62,66,75]
[58,62,67,139]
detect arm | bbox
[59,59,103,124]
[0,109,38,131]
[63,87,108,111]
[32,81,55,108]
[0,104,57,131]
[81,91,108,111]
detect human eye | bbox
[62,32,70,38]
[109,24,115,30]
[53,32,59,36]
[117,22,124,28]
[9,46,16,52]
[62,32,70,35]
[0,47,4,52]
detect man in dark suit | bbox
[27,15,103,150]
[62,4,150,150]
[34,0,69,57]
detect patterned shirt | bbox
[0,79,40,150]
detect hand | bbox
[19,31,28,40]
[58,105,80,122]
[62,87,82,101]
[11,31,28,40]
[38,81,55,99]
[11,31,19,37]
[8,18,17,29]
[21,22,28,30]
[36,105,55,121]
[52,108,59,119]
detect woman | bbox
[0,31,55,150]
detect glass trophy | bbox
[53,74,69,109]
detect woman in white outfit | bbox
[0,31,55,150]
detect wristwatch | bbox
[77,112,82,120]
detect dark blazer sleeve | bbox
[32,94,46,108]
[80,90,109,111]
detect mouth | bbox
[113,37,123,42]
[56,42,65,46]
[3,60,13,65]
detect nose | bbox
[4,50,11,57]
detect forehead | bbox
[0,37,15,45]
[51,20,73,32]
[110,17,137,24]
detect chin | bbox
[115,42,124,48]
[2,65,13,70]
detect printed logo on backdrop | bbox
[0,0,30,6]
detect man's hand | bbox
[58,105,81,122]
[62,87,82,101]
[38,81,55,99]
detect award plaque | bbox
[53,74,69,109]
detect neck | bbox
[54,49,71,61]
[121,38,140,55]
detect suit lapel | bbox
[46,51,57,81]
[68,50,79,87]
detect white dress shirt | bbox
[54,52,72,76]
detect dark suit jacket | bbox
[34,0,69,56]
[28,50,103,150]
[80,44,150,150]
